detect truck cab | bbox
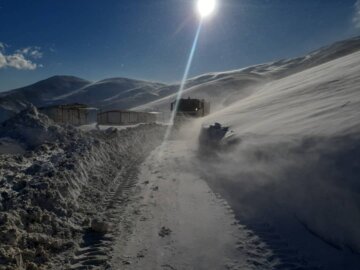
[171,97,210,122]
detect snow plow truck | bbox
[170,97,210,125]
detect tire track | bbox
[68,162,140,270]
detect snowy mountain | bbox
[0,76,91,105]
[136,36,360,112]
[0,76,168,122]
[1,36,359,124]
[0,76,90,122]
[54,77,167,109]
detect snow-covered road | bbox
[111,140,242,269]
[109,140,324,270]
[63,131,360,270]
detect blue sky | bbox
[0,0,359,91]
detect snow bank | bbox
[192,50,360,258]
[0,105,64,149]
[0,108,165,269]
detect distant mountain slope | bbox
[136,35,360,113]
[0,76,91,122]
[0,76,91,106]
[56,77,167,109]
[0,76,168,122]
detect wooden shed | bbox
[39,103,98,126]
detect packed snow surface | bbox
[111,141,241,269]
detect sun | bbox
[197,0,216,18]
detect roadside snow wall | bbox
[0,107,165,269]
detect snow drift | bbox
[0,105,65,149]
[186,48,360,265]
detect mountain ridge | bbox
[1,35,360,123]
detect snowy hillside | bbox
[136,36,360,113]
[156,42,360,268]
[204,51,360,135]
[198,46,360,245]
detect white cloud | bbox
[0,43,42,70]
[354,0,360,28]
[6,53,37,70]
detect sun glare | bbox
[197,0,216,18]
